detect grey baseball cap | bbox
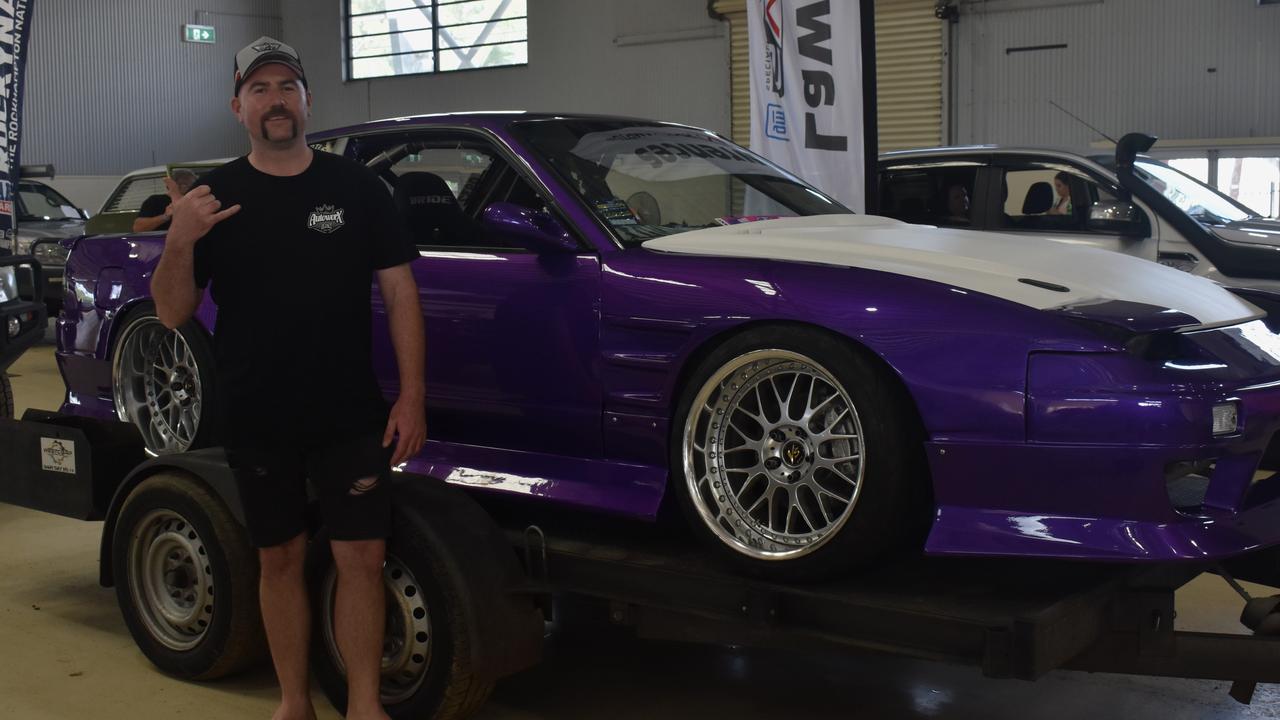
[234,36,306,95]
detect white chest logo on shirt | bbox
[308,204,345,234]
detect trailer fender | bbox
[98,447,244,587]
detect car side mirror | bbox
[481,202,578,253]
[1087,201,1145,236]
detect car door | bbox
[988,157,1156,261]
[353,128,604,459]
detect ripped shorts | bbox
[225,429,393,548]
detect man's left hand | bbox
[383,393,427,467]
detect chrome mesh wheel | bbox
[682,349,866,560]
[112,315,203,454]
[319,555,433,706]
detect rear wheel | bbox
[310,510,493,720]
[112,303,214,455]
[673,326,930,580]
[112,472,266,678]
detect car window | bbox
[512,119,847,246]
[997,163,1126,233]
[102,175,166,213]
[879,164,979,228]
[354,131,542,250]
[17,182,82,221]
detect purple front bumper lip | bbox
[927,485,1280,562]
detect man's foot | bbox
[270,701,317,720]
[343,704,392,720]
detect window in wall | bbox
[1217,157,1280,219]
[346,0,528,80]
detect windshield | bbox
[16,182,83,222]
[511,119,849,247]
[1132,160,1255,225]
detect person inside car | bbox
[942,182,972,225]
[1047,171,1074,216]
[132,168,199,232]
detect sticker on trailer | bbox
[40,438,75,474]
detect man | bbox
[132,168,198,232]
[150,36,425,720]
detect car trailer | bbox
[3,409,1280,719]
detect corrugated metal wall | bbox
[717,0,944,152]
[24,0,282,176]
[876,0,943,151]
[954,0,1280,146]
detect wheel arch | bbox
[668,319,929,442]
[98,448,245,587]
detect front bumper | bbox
[1,255,48,372]
[925,325,1280,562]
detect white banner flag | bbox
[748,0,866,212]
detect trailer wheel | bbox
[1,373,12,418]
[112,472,265,679]
[310,510,494,720]
[673,325,931,580]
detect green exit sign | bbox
[183,24,216,44]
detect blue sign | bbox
[0,0,35,252]
[765,103,789,141]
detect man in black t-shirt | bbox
[150,37,423,720]
[132,168,198,233]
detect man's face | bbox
[231,64,311,146]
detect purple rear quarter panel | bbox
[54,112,1280,564]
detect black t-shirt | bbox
[138,193,171,230]
[192,151,416,447]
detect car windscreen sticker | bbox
[714,215,783,226]
[571,127,771,182]
[595,199,639,226]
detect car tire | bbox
[112,472,266,679]
[112,302,215,455]
[309,509,494,720]
[1,373,13,418]
[671,325,931,581]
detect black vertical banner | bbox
[0,0,34,253]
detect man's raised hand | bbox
[167,185,241,247]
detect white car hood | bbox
[643,215,1261,329]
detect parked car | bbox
[82,160,230,237]
[878,133,1280,292]
[55,114,1280,581]
[13,177,88,314]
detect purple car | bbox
[53,112,1280,578]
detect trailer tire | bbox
[310,509,494,720]
[112,472,266,679]
[1,373,12,418]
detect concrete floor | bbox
[3,329,1280,719]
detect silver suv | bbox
[878,133,1280,293]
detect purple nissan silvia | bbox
[53,113,1280,578]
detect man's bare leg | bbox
[258,531,317,720]
[331,537,390,720]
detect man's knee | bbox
[258,532,308,578]
[330,538,386,577]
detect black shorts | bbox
[226,430,394,548]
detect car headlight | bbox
[32,241,68,266]
[14,234,33,255]
[0,266,16,303]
